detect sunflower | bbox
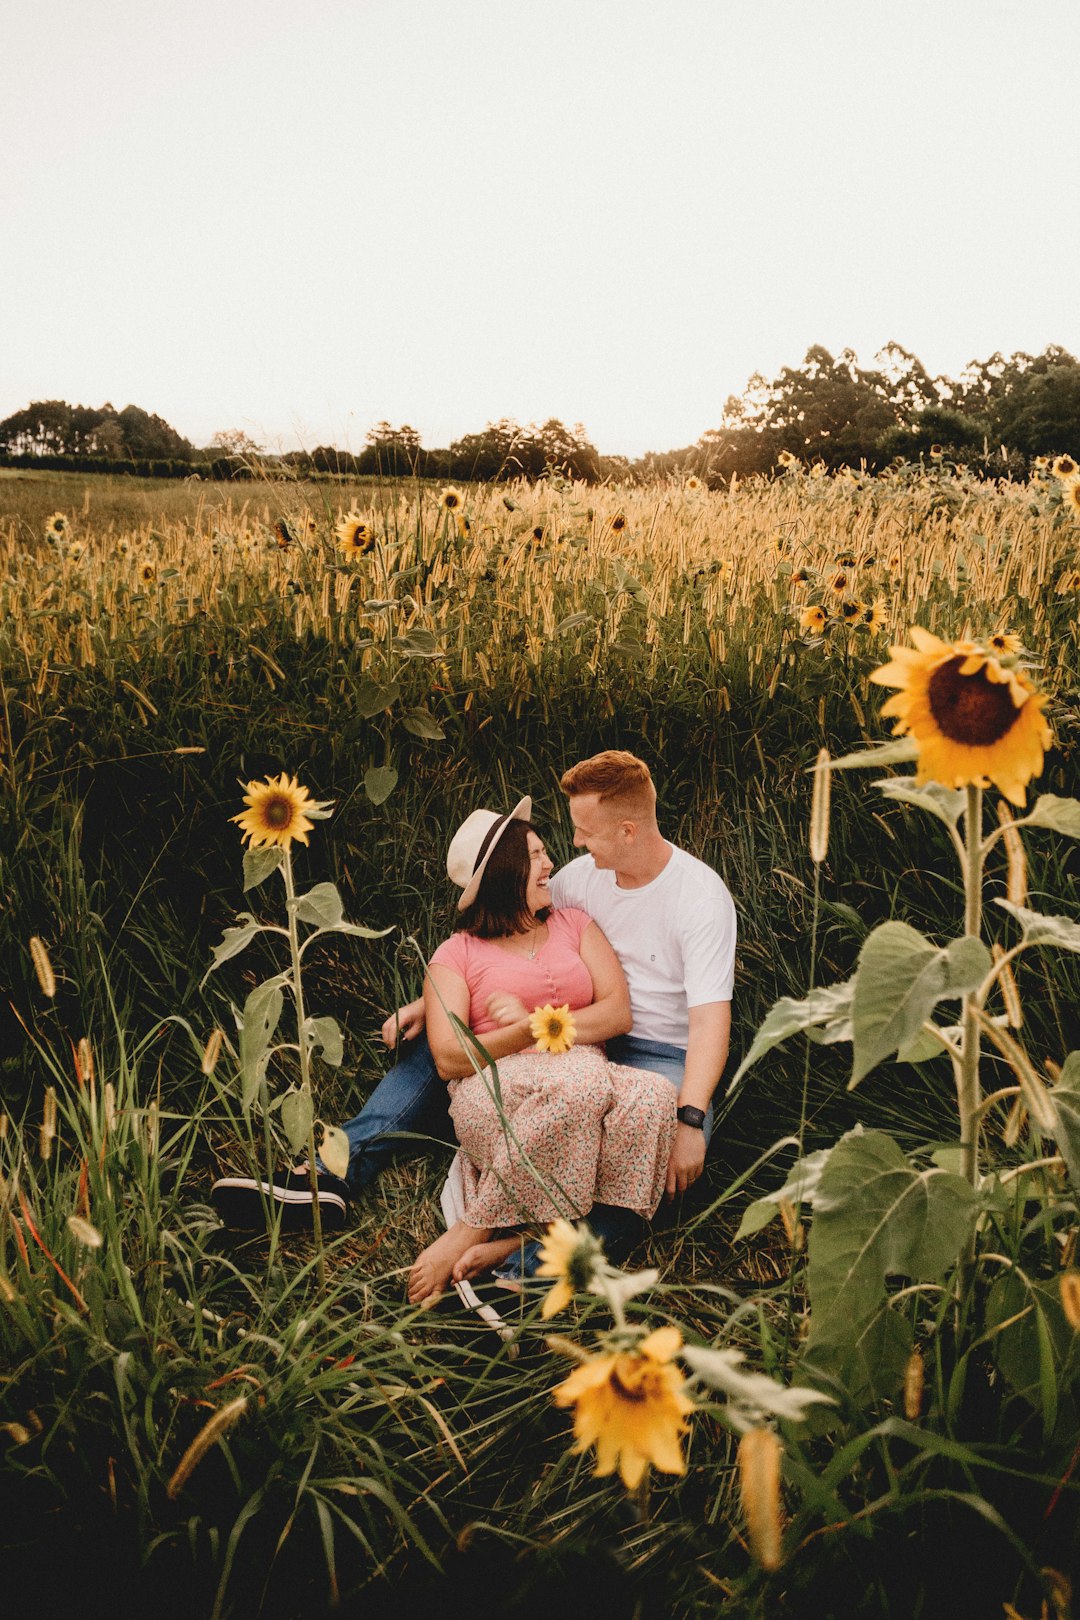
[1033,455,1050,471]
[790,567,813,586]
[829,571,848,594]
[273,519,294,549]
[530,1003,576,1054]
[860,598,887,633]
[456,513,472,539]
[869,628,1052,805]
[776,450,797,468]
[67,541,85,563]
[929,444,943,460]
[231,772,332,850]
[336,512,374,559]
[1056,570,1080,594]
[1052,455,1077,479]
[988,631,1022,656]
[140,561,157,584]
[799,605,827,635]
[609,513,627,533]
[44,512,69,539]
[810,459,827,479]
[552,1325,694,1490]
[115,537,131,557]
[839,598,863,623]
[1063,480,1080,516]
[531,526,545,543]
[685,475,703,493]
[835,551,857,568]
[536,1218,603,1320]
[440,486,465,512]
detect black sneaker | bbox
[210,1168,349,1232]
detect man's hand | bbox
[380,997,425,1048]
[486,991,530,1028]
[665,1124,707,1200]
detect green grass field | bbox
[3,465,1080,1618]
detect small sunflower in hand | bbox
[530,1004,576,1054]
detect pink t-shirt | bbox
[428,907,595,1035]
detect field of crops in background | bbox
[3,461,1080,1618]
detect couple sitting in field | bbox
[212,751,736,1305]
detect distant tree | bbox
[953,346,1080,456]
[208,428,263,457]
[362,423,422,476]
[117,406,192,460]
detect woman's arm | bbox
[424,964,536,1080]
[569,921,633,1044]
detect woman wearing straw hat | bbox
[407,796,677,1304]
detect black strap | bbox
[472,813,509,874]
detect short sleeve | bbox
[429,932,470,977]
[682,884,737,1007]
[551,906,593,952]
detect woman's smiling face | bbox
[524,830,554,915]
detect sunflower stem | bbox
[282,848,326,1286]
[958,783,984,1192]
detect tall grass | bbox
[3,463,1080,1615]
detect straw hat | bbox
[447,796,532,911]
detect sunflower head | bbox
[552,1325,693,1491]
[440,486,464,512]
[230,772,334,851]
[1056,570,1080,594]
[860,598,887,633]
[140,561,157,584]
[929,444,944,460]
[609,513,627,533]
[685,475,703,493]
[68,541,86,563]
[537,1218,604,1319]
[45,512,69,540]
[988,630,1022,656]
[530,1003,576,1055]
[839,598,863,623]
[1063,480,1080,516]
[829,571,848,594]
[1052,455,1077,479]
[336,512,375,559]
[835,551,857,569]
[810,460,827,480]
[870,627,1052,806]
[790,567,813,586]
[1033,455,1050,471]
[115,537,131,557]
[777,450,797,468]
[799,605,828,635]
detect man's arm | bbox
[665,1000,730,1199]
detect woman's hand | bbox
[486,991,531,1028]
[380,997,426,1047]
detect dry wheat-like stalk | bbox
[738,1426,783,1571]
[166,1395,249,1499]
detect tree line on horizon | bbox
[3,342,1079,484]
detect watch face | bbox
[677,1106,705,1129]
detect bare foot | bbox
[452,1234,522,1283]
[408,1222,491,1305]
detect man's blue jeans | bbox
[338,1033,449,1195]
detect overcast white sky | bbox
[2,0,1076,456]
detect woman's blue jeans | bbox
[338,1032,708,1280]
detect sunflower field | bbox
[3,458,1080,1619]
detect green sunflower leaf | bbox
[319,1125,350,1180]
[355,680,400,719]
[873,778,967,827]
[726,978,855,1094]
[1049,1053,1080,1188]
[828,738,920,771]
[242,846,285,892]
[1024,795,1080,838]
[303,1015,343,1068]
[735,1146,834,1239]
[239,976,287,1108]
[994,900,1080,952]
[400,707,445,741]
[364,764,398,805]
[204,911,263,979]
[280,1088,314,1156]
[294,883,344,929]
[850,924,990,1087]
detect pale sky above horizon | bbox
[2,0,1076,457]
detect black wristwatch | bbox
[676,1105,706,1130]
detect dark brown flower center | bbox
[610,1362,648,1403]
[928,657,1018,747]
[263,795,292,828]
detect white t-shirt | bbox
[550,846,736,1048]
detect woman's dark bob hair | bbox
[455,819,549,938]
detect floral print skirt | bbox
[448,1042,677,1227]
